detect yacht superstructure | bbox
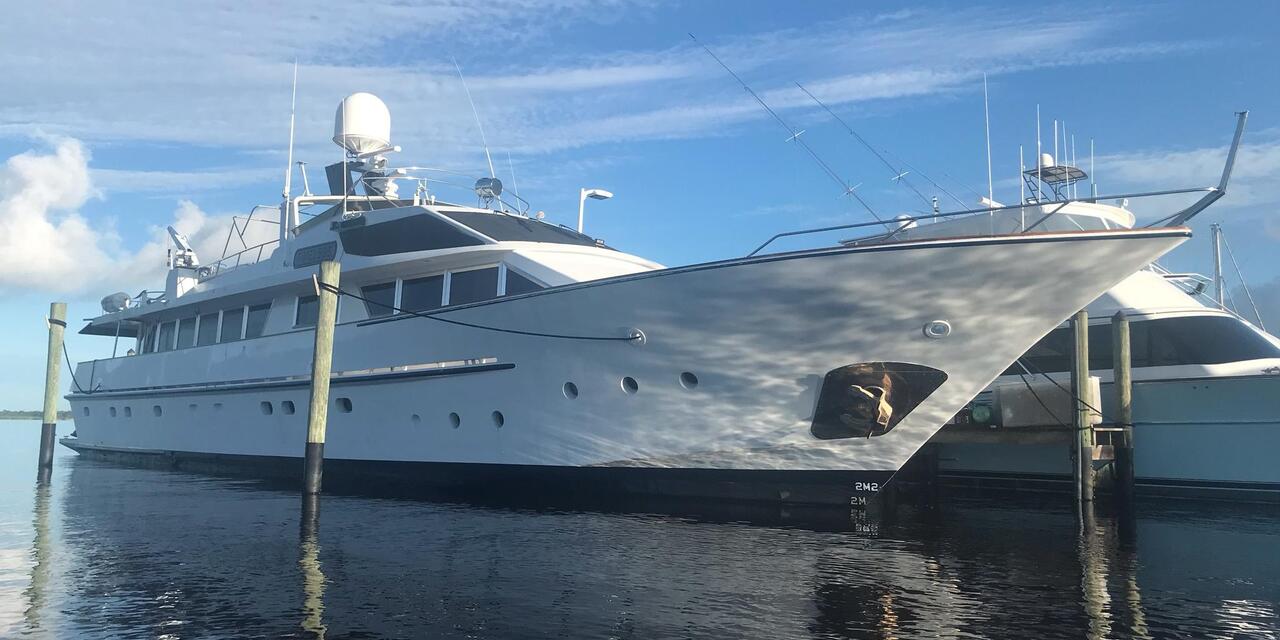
[60,93,1194,504]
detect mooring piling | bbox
[1070,310,1094,503]
[303,261,341,495]
[1111,311,1135,505]
[38,303,67,482]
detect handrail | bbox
[745,186,1215,257]
[206,238,280,277]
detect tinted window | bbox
[140,324,156,354]
[220,307,244,343]
[504,270,542,296]
[245,304,271,338]
[197,312,219,346]
[402,275,444,312]
[448,267,499,306]
[1006,316,1280,375]
[157,322,176,352]
[176,317,196,349]
[361,282,396,317]
[296,295,319,327]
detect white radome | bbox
[333,92,391,155]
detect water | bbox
[1,424,1277,639]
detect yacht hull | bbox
[64,230,1187,504]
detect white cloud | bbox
[0,2,1213,163]
[1092,128,1280,221]
[0,138,272,295]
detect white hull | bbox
[65,231,1186,490]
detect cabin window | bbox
[157,321,177,352]
[504,269,543,296]
[361,282,396,318]
[401,274,444,312]
[448,267,499,306]
[197,312,219,346]
[220,307,245,342]
[1004,315,1280,375]
[140,324,157,354]
[296,295,319,328]
[245,304,271,339]
[176,317,197,349]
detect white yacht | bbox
[61,93,1192,505]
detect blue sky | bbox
[2,0,1279,408]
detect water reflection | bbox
[299,495,326,639]
[21,482,52,636]
[0,427,1276,638]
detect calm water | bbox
[0,424,1277,639]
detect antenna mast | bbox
[983,73,993,205]
[453,57,497,180]
[1090,138,1096,198]
[1035,105,1042,199]
[281,59,298,244]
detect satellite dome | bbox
[1039,152,1055,169]
[101,292,132,313]
[333,92,391,155]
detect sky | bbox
[2,0,1279,408]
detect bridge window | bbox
[245,303,271,338]
[156,321,177,352]
[401,274,444,312]
[197,312,219,346]
[504,269,543,296]
[220,307,245,342]
[448,267,499,306]
[295,295,319,328]
[176,317,197,349]
[361,282,397,318]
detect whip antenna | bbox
[283,59,298,199]
[453,57,497,179]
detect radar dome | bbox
[333,92,391,155]
[1039,152,1055,168]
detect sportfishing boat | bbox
[61,93,1193,505]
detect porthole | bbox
[680,372,699,389]
[282,400,296,415]
[123,406,132,418]
[449,412,461,428]
[82,406,89,417]
[188,403,198,413]
[260,401,274,416]
[563,382,579,399]
[336,397,353,413]
[109,406,117,418]
[492,411,505,428]
[152,405,162,417]
[213,402,223,412]
[411,413,422,426]
[621,376,639,394]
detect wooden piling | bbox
[303,261,340,495]
[1070,310,1094,503]
[38,303,66,481]
[1112,311,1135,505]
